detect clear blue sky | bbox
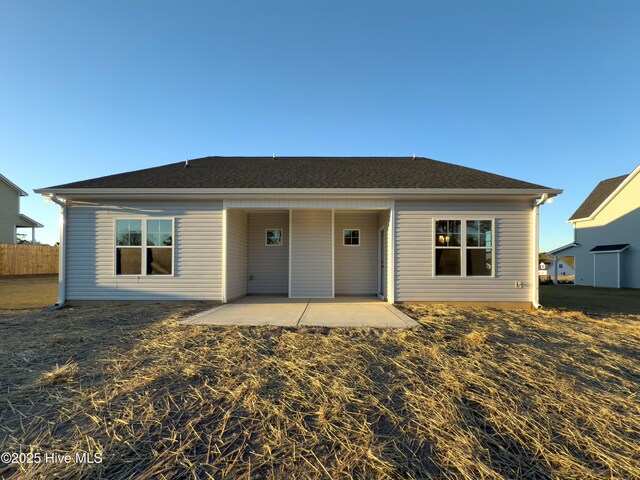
[1,1,639,250]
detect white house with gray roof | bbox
[35,156,561,308]
[0,173,43,244]
[550,163,640,289]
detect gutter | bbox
[33,187,564,198]
[532,194,553,309]
[47,195,66,308]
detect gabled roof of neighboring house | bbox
[0,173,28,196]
[39,156,559,192]
[568,174,629,221]
[548,243,579,254]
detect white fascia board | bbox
[570,163,640,223]
[34,187,563,200]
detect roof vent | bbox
[273,153,276,159]
[184,159,189,168]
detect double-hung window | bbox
[435,219,493,276]
[115,219,173,276]
[465,220,493,276]
[434,220,461,275]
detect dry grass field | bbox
[0,302,638,479]
[0,275,57,311]
[540,284,640,314]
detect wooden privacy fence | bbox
[0,244,59,275]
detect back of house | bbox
[36,156,560,308]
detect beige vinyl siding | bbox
[0,182,20,243]
[395,200,533,302]
[334,212,377,294]
[65,201,223,300]
[226,209,248,300]
[247,212,289,294]
[290,209,332,298]
[377,209,392,299]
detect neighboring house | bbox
[538,256,575,281]
[0,173,43,244]
[538,259,552,275]
[550,164,640,288]
[552,258,575,279]
[35,156,560,307]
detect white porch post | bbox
[288,209,292,298]
[532,201,540,307]
[222,204,227,303]
[617,252,621,289]
[389,202,396,304]
[331,209,335,298]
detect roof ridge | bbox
[37,156,558,192]
[598,173,629,183]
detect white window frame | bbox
[433,219,463,276]
[265,228,284,246]
[432,218,495,278]
[114,218,175,277]
[343,228,361,246]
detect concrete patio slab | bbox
[180,297,308,326]
[308,296,388,304]
[181,296,418,328]
[299,303,417,328]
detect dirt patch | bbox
[0,274,57,310]
[0,303,639,479]
[540,284,640,314]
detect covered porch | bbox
[15,214,43,243]
[224,207,393,303]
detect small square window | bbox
[266,228,283,246]
[343,229,360,246]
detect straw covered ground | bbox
[0,303,639,479]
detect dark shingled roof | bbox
[46,156,552,190]
[569,174,629,221]
[590,244,630,252]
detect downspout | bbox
[388,202,396,304]
[532,193,549,309]
[49,195,66,308]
